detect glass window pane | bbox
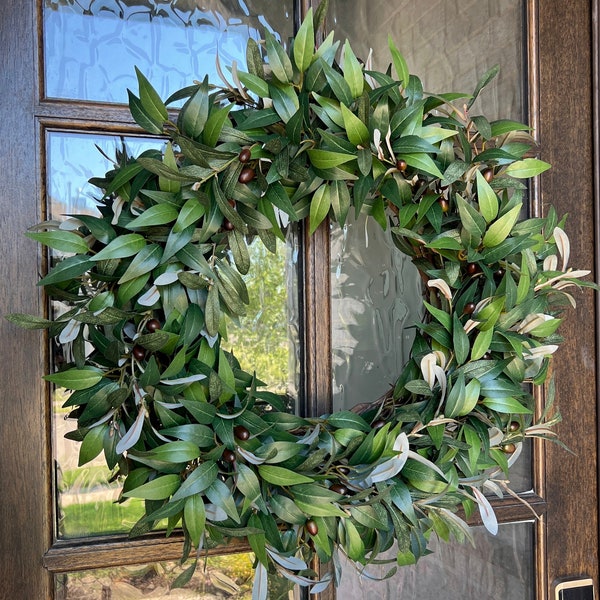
[331,213,422,412]
[329,0,524,120]
[47,131,298,538]
[55,553,294,599]
[336,523,534,600]
[43,0,293,103]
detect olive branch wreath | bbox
[7,6,595,598]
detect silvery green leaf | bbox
[369,454,408,484]
[116,407,147,454]
[266,548,308,571]
[472,487,498,535]
[252,562,268,600]
[205,503,228,521]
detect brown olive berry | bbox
[222,449,236,463]
[238,167,256,184]
[396,159,407,172]
[329,483,348,496]
[438,198,449,213]
[227,198,236,208]
[337,466,350,476]
[482,168,494,183]
[234,425,250,441]
[502,443,517,454]
[509,421,521,432]
[467,263,480,276]
[463,302,476,315]
[494,267,505,281]
[223,219,235,231]
[372,419,386,429]
[146,318,161,333]
[132,345,146,360]
[482,351,493,360]
[238,148,251,163]
[306,520,319,536]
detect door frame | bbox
[0,1,598,598]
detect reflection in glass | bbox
[55,553,294,599]
[44,0,293,103]
[336,523,534,600]
[331,213,422,412]
[48,131,297,537]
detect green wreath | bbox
[8,7,595,597]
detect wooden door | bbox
[0,1,597,598]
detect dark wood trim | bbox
[537,1,599,597]
[0,2,53,598]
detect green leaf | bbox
[135,67,168,122]
[171,461,218,501]
[327,410,371,432]
[173,197,205,233]
[90,234,146,261]
[482,203,522,247]
[237,70,269,98]
[246,37,264,78]
[180,75,210,140]
[184,493,206,547]
[453,313,470,365]
[270,494,307,524]
[203,104,233,147]
[322,61,353,106]
[128,90,163,134]
[467,64,499,110]
[79,425,106,466]
[237,463,267,513]
[5,313,54,330]
[331,179,351,226]
[38,255,93,286]
[424,301,452,332]
[269,82,300,123]
[118,243,163,283]
[265,30,293,83]
[205,283,221,336]
[403,153,444,179]
[293,8,314,73]
[123,474,181,500]
[388,36,409,88]
[126,204,179,229]
[481,397,532,414]
[471,327,494,360]
[205,479,240,523]
[309,183,331,235]
[26,230,88,254]
[340,103,370,146]
[476,170,499,223]
[490,119,531,137]
[307,149,356,169]
[44,367,103,390]
[258,465,314,486]
[505,158,551,178]
[343,40,364,98]
[74,214,116,245]
[456,195,487,239]
[228,229,251,275]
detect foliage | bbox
[8,7,595,598]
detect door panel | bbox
[0,1,597,599]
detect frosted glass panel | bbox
[43,0,293,103]
[331,214,422,412]
[48,131,298,537]
[337,523,534,600]
[329,0,524,120]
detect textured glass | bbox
[329,3,533,597]
[337,522,534,600]
[329,0,524,121]
[331,214,422,412]
[44,0,293,103]
[48,131,298,537]
[54,554,293,599]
